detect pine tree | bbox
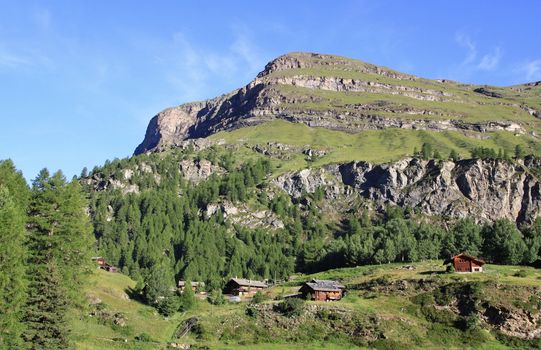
[515,144,526,159]
[22,261,70,350]
[0,186,27,349]
[23,169,94,348]
[449,149,460,162]
[179,279,196,311]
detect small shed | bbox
[444,253,485,273]
[299,279,346,301]
[223,278,268,296]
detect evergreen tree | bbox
[0,186,27,349]
[22,261,69,350]
[179,279,196,311]
[482,219,527,264]
[23,169,94,349]
[449,149,460,162]
[515,144,525,159]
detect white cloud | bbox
[455,33,477,65]
[0,46,51,70]
[160,30,266,101]
[477,47,501,71]
[517,59,541,82]
[452,32,504,80]
[0,50,31,68]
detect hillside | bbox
[75,262,541,349]
[75,53,541,349]
[134,52,541,155]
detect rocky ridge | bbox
[134,52,540,154]
[273,156,541,224]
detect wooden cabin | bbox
[178,281,205,293]
[223,278,268,296]
[91,256,106,267]
[299,279,346,301]
[444,253,485,273]
[92,257,117,273]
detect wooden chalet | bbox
[223,278,268,296]
[299,279,346,301]
[178,281,205,293]
[91,256,106,267]
[91,256,117,273]
[444,253,485,273]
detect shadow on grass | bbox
[125,287,146,303]
[418,270,447,275]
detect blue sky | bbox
[1,1,540,181]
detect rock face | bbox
[274,157,541,224]
[134,52,538,154]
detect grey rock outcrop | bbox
[273,157,541,224]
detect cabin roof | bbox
[444,253,485,266]
[229,278,267,288]
[301,279,346,292]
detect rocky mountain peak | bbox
[134,52,540,155]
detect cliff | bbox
[134,52,541,154]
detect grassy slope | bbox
[209,120,541,174]
[265,53,541,130]
[74,263,541,350]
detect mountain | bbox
[77,53,541,349]
[135,52,541,155]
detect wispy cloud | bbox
[455,33,477,65]
[0,46,51,70]
[158,29,266,101]
[0,49,31,68]
[452,32,503,80]
[517,59,541,82]
[477,47,502,71]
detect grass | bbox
[209,120,541,174]
[73,262,541,349]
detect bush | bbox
[412,292,435,307]
[446,264,455,273]
[251,291,266,304]
[245,304,259,318]
[207,289,225,305]
[514,269,528,278]
[135,333,153,342]
[455,315,480,331]
[275,298,305,317]
[156,294,179,316]
[422,306,456,325]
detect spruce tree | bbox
[0,186,27,349]
[22,261,69,350]
[23,169,94,349]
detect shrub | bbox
[422,306,456,325]
[455,315,480,331]
[446,264,455,273]
[207,289,225,305]
[245,304,259,318]
[251,291,266,304]
[275,298,305,317]
[135,333,153,342]
[514,269,528,278]
[412,292,435,307]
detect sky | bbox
[1,1,540,181]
